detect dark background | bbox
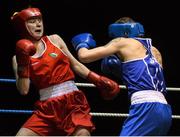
[0,0,180,136]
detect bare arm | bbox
[151,46,163,67]
[12,55,30,95]
[50,34,91,79]
[77,38,125,63]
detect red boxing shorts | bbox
[22,90,95,136]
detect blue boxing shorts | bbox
[120,90,172,136]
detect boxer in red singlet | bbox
[11,7,120,136]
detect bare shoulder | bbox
[110,37,127,43]
[108,37,130,48]
[48,34,66,48]
[48,34,61,43]
[151,46,162,56]
[151,46,163,67]
[49,34,60,38]
[151,46,159,51]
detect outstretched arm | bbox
[71,33,122,63]
[50,34,120,100]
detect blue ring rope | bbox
[0,78,16,83]
[0,109,33,114]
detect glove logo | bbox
[49,53,58,58]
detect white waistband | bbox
[131,90,167,105]
[39,80,79,101]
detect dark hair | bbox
[115,17,135,24]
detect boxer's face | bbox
[25,17,44,40]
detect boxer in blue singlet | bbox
[71,17,172,136]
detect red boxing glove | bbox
[16,39,36,78]
[87,71,120,100]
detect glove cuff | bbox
[87,71,100,84]
[76,43,89,51]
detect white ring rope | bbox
[1,78,180,91]
[91,112,128,117]
[76,82,180,91]
[90,112,180,119]
[76,83,126,89]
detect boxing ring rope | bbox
[1,78,180,91]
[0,109,180,119]
[1,78,180,120]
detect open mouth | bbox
[35,29,41,32]
[35,29,42,33]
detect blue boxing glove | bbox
[101,55,122,79]
[71,33,96,52]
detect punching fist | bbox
[71,33,96,52]
[101,55,122,79]
[87,71,120,100]
[16,39,36,78]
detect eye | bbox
[27,19,36,24]
[27,17,42,24]
[37,19,42,23]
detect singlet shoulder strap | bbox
[134,37,153,56]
